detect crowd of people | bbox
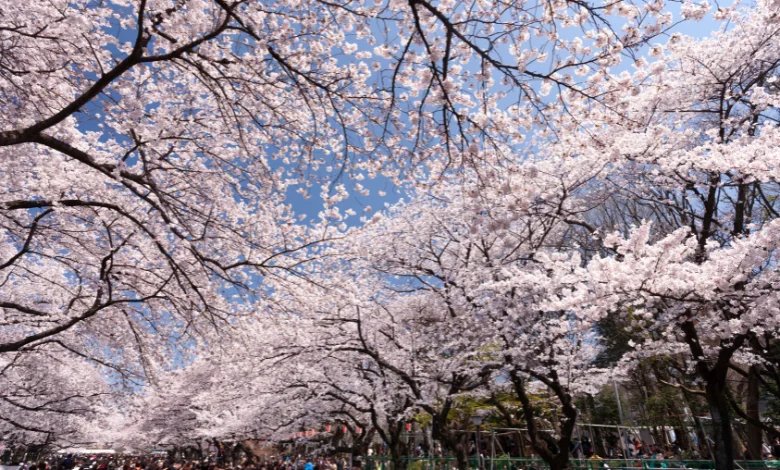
[6,437,780,470]
[11,454,355,470]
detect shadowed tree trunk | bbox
[745,366,762,460]
[511,372,577,470]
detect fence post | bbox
[490,431,495,470]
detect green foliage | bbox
[641,387,686,428]
[594,311,637,368]
[578,389,621,426]
[406,460,427,470]
[446,396,494,429]
[493,454,515,470]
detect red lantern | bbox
[325,423,332,433]
[405,422,412,432]
[342,425,348,434]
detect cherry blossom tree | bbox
[306,285,477,468]
[545,3,780,468]
[0,346,111,446]
[0,0,676,440]
[313,159,615,470]
[9,0,774,463]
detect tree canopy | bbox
[1,2,779,470]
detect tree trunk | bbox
[705,374,736,470]
[353,429,375,467]
[430,410,466,468]
[512,372,575,470]
[390,443,405,470]
[432,427,469,470]
[745,365,762,460]
[455,433,469,470]
[681,319,744,470]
